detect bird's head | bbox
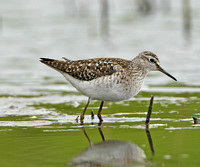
[135,51,177,81]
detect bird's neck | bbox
[131,59,149,77]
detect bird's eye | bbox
[149,58,155,63]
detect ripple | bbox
[0,120,53,127]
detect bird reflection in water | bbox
[69,122,154,167]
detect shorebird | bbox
[40,51,177,123]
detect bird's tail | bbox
[40,58,68,72]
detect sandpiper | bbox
[40,51,177,123]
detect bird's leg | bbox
[97,101,104,123]
[80,97,90,125]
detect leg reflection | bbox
[145,96,155,156]
[145,124,155,156]
[81,126,92,147]
[98,121,105,141]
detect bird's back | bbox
[40,57,131,81]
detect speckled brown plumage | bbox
[40,57,132,81]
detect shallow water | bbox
[0,0,200,167]
[1,89,200,167]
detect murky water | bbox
[0,0,200,166]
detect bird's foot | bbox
[97,114,103,124]
[80,114,84,125]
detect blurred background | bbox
[0,0,200,97]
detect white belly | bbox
[62,72,144,102]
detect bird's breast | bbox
[62,71,145,102]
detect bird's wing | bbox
[40,58,130,81]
